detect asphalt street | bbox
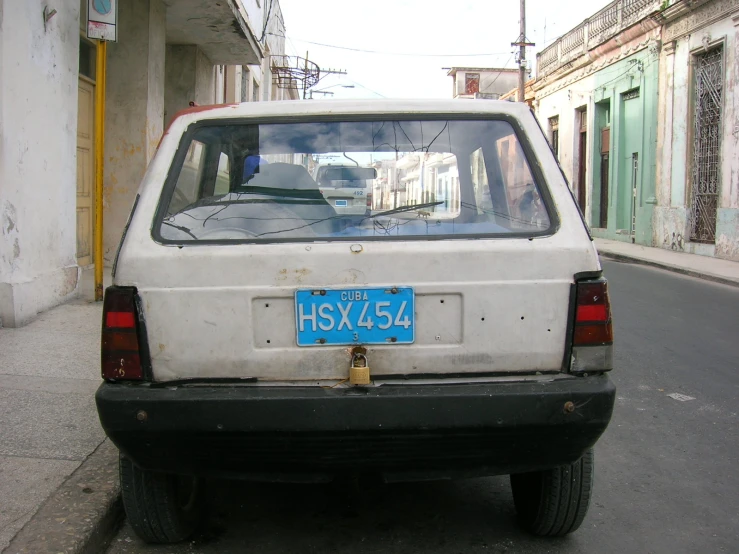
[107,260,739,554]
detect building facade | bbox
[654,0,739,261]
[530,0,739,261]
[0,0,294,327]
[447,67,520,100]
[533,0,663,246]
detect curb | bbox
[598,251,739,289]
[5,439,123,554]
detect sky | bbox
[276,0,613,100]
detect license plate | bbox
[295,287,415,346]
[334,199,348,207]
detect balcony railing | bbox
[537,0,661,78]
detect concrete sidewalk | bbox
[594,238,739,288]
[0,298,106,551]
[0,266,116,553]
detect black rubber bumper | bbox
[96,376,615,481]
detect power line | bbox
[286,35,300,57]
[258,0,275,43]
[268,33,511,58]
[478,54,516,89]
[346,79,386,98]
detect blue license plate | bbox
[334,199,348,207]
[295,287,415,346]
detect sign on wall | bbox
[87,0,118,42]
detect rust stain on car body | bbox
[276,268,311,283]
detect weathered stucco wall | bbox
[0,0,80,326]
[655,4,739,260]
[535,37,659,247]
[103,0,166,264]
[0,0,271,327]
[537,83,592,191]
[164,45,214,125]
[195,47,215,105]
[164,45,197,125]
[241,0,265,35]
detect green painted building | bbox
[533,0,663,246]
[589,50,659,245]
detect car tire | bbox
[510,449,594,537]
[119,453,204,544]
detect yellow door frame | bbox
[94,40,107,301]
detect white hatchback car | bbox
[314,163,374,216]
[96,100,615,544]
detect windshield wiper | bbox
[232,186,325,200]
[172,188,325,213]
[370,201,444,219]
[162,220,197,239]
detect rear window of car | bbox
[155,118,554,243]
[318,166,376,186]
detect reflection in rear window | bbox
[323,167,377,181]
[156,119,552,243]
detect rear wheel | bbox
[510,449,594,537]
[119,453,204,544]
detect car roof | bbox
[170,99,531,126]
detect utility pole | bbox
[303,51,309,100]
[511,0,535,103]
[518,0,525,103]
[298,50,348,99]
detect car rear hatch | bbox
[113,107,601,384]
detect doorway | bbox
[76,38,96,266]
[599,127,610,228]
[577,110,587,213]
[630,153,638,242]
[618,87,641,236]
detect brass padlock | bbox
[349,353,371,385]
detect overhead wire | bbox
[267,33,511,58]
[476,53,516,90]
[258,0,275,43]
[346,79,386,98]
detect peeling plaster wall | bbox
[103,0,166,264]
[240,0,296,102]
[536,83,590,189]
[241,0,265,35]
[535,41,659,246]
[214,64,226,103]
[195,47,215,105]
[164,45,214,126]
[0,0,80,327]
[164,45,197,126]
[655,7,739,261]
[241,0,265,101]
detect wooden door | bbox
[577,131,588,213]
[76,79,95,266]
[599,127,610,228]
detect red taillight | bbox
[106,311,135,328]
[573,281,613,346]
[101,287,144,381]
[367,193,373,208]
